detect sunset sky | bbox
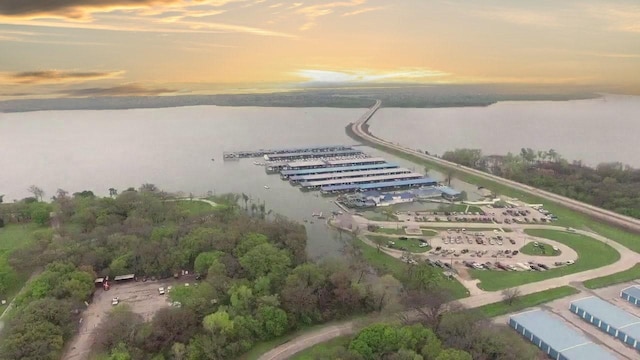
[1,0,639,99]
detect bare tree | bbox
[402,287,458,330]
[28,185,44,202]
[502,287,521,305]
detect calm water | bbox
[0,106,479,258]
[370,95,640,167]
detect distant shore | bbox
[0,85,599,113]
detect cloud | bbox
[341,6,385,17]
[584,3,640,33]
[1,70,124,84]
[294,68,450,83]
[61,83,178,96]
[472,7,562,27]
[297,0,366,30]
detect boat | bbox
[211,158,215,161]
[264,185,270,189]
[317,212,325,219]
[312,212,320,217]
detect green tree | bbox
[434,349,472,360]
[234,233,268,258]
[29,202,52,226]
[0,320,64,360]
[108,343,132,360]
[256,305,288,339]
[27,185,44,202]
[203,310,234,336]
[239,243,291,281]
[193,251,223,275]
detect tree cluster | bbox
[442,148,640,219]
[1,186,402,360]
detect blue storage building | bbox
[570,296,640,351]
[621,285,640,307]
[509,309,618,360]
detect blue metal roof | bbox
[281,162,396,176]
[622,285,640,300]
[510,309,617,360]
[291,167,409,182]
[571,297,640,339]
[266,149,362,160]
[321,178,437,192]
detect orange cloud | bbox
[1,70,123,84]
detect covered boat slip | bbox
[223,144,354,159]
[300,172,424,190]
[279,161,395,179]
[263,149,362,161]
[320,178,438,194]
[289,167,412,185]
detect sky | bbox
[0,0,639,99]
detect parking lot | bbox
[419,228,577,273]
[64,279,183,360]
[395,201,557,226]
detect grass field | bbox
[476,286,579,318]
[583,263,640,289]
[290,335,352,360]
[469,230,620,291]
[0,224,40,311]
[346,126,640,253]
[175,199,217,215]
[422,229,438,236]
[353,237,469,299]
[374,227,407,235]
[519,242,560,257]
[366,235,430,253]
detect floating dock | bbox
[266,157,386,174]
[280,162,397,179]
[223,145,356,160]
[320,178,438,195]
[289,167,412,185]
[263,149,363,162]
[300,172,425,191]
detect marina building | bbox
[290,167,411,185]
[321,178,438,195]
[301,172,424,191]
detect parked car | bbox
[112,297,119,306]
[158,287,165,295]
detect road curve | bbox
[351,100,640,234]
[258,220,639,360]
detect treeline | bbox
[441,148,640,219]
[305,309,541,360]
[0,186,402,360]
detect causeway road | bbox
[351,100,640,234]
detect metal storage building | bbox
[570,296,640,351]
[509,309,618,360]
[621,285,640,307]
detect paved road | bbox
[259,218,640,360]
[258,102,640,360]
[351,100,640,234]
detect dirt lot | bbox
[64,279,186,360]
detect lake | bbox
[3,96,636,257]
[370,95,640,167]
[0,106,478,258]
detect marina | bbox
[222,144,356,160]
[266,156,385,174]
[290,167,412,185]
[300,172,426,191]
[280,162,397,179]
[263,149,363,162]
[321,178,439,195]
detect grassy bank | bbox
[352,237,469,299]
[583,263,640,289]
[0,224,40,311]
[366,235,430,253]
[476,286,579,318]
[519,242,559,257]
[470,230,619,291]
[175,199,216,215]
[345,125,640,253]
[290,336,352,360]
